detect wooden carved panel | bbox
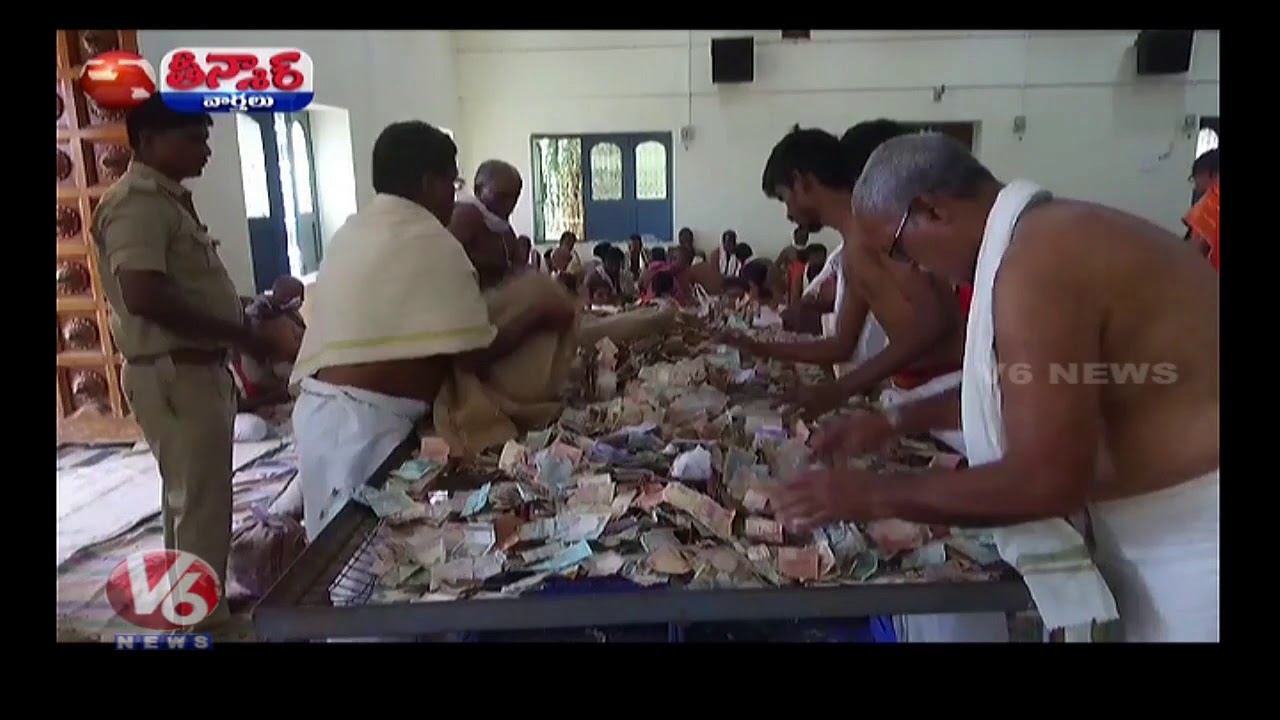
[79,30,121,61]
[56,260,91,297]
[59,314,102,352]
[70,368,110,411]
[57,204,82,242]
[57,28,137,426]
[57,144,74,184]
[89,142,131,186]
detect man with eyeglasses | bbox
[290,122,575,542]
[777,133,1219,642]
[451,159,524,288]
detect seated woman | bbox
[741,258,781,309]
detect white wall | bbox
[138,30,459,292]
[457,30,1220,257]
[308,104,359,249]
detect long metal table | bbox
[254,438,1034,642]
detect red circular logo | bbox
[105,550,222,631]
[80,51,158,111]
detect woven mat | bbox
[55,445,297,642]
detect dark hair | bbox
[586,273,613,296]
[741,259,773,299]
[798,242,828,265]
[732,242,754,262]
[629,233,642,243]
[559,231,578,244]
[543,248,554,262]
[605,246,626,264]
[723,276,749,293]
[761,125,850,199]
[372,121,457,198]
[1191,149,1219,178]
[678,227,693,241]
[651,270,676,296]
[126,95,212,151]
[840,119,911,181]
[650,247,668,262]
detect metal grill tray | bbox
[254,441,1032,641]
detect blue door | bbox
[581,133,673,244]
[631,133,673,243]
[239,113,324,293]
[582,134,632,244]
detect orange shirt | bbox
[1185,182,1220,272]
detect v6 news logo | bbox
[105,550,222,630]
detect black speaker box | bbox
[1136,30,1194,75]
[711,37,754,83]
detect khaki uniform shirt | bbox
[91,162,243,360]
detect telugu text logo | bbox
[159,47,314,114]
[105,550,222,631]
[79,51,158,111]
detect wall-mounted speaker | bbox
[1135,30,1194,75]
[711,36,754,84]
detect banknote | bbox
[647,545,692,575]
[529,540,593,572]
[776,545,821,582]
[661,481,735,539]
[743,517,784,544]
[570,474,615,507]
[353,484,428,523]
[499,441,532,477]
[586,551,626,577]
[641,527,680,552]
[392,458,441,481]
[742,488,771,514]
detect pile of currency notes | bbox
[347,310,1004,605]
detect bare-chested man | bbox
[778,133,1219,642]
[450,160,522,289]
[723,123,966,429]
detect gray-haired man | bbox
[776,133,1219,642]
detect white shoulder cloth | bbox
[290,194,496,387]
[961,179,1120,631]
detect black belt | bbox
[128,348,229,366]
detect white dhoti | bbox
[1090,470,1220,642]
[880,370,1006,643]
[293,379,426,615]
[293,378,427,543]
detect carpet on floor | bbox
[56,439,287,567]
[55,443,297,642]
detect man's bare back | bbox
[1000,200,1219,502]
[843,237,966,375]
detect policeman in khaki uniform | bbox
[92,96,281,632]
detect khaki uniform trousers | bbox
[122,356,236,630]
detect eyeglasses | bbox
[888,205,913,264]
